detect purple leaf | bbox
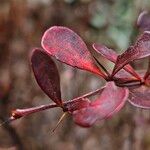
[64,98,90,112]
[41,26,107,79]
[31,48,62,106]
[128,85,150,109]
[114,70,141,85]
[93,43,141,80]
[137,11,150,31]
[145,76,150,86]
[144,57,150,80]
[71,82,129,127]
[92,43,118,62]
[112,31,150,76]
[64,87,104,112]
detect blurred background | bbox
[0,0,150,150]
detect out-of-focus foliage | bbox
[0,0,150,150]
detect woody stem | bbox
[9,87,104,121]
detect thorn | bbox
[0,116,15,127]
[51,112,67,133]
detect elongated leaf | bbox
[137,11,150,31]
[112,31,150,76]
[128,85,150,109]
[113,70,141,85]
[71,82,129,127]
[31,48,62,106]
[114,70,145,86]
[93,43,141,79]
[93,43,117,62]
[41,26,106,78]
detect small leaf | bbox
[128,85,150,109]
[112,31,150,76]
[64,98,90,112]
[31,48,62,105]
[114,69,141,85]
[41,26,107,78]
[145,60,150,85]
[64,87,104,112]
[145,77,150,86]
[93,43,141,80]
[144,57,150,80]
[93,43,117,63]
[137,11,150,31]
[72,82,129,127]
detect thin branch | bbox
[1,87,105,123]
[11,103,58,119]
[66,86,105,103]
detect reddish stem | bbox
[9,87,104,121]
[11,103,58,120]
[66,87,104,103]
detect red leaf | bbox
[114,70,141,85]
[137,11,150,31]
[92,43,117,62]
[145,76,150,86]
[64,98,90,112]
[64,87,104,112]
[93,43,141,80]
[128,85,150,109]
[144,57,150,80]
[71,82,129,127]
[145,62,150,86]
[41,26,107,78]
[112,31,150,76]
[115,70,145,85]
[31,48,62,106]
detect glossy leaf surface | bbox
[41,26,106,78]
[72,82,129,127]
[128,85,150,109]
[31,48,62,105]
[93,43,141,79]
[112,32,150,76]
